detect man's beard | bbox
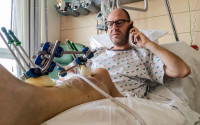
[113,38,128,46]
[111,31,129,46]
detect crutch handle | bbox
[1,27,14,44]
[8,30,21,46]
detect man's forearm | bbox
[145,41,191,77]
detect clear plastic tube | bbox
[70,73,147,125]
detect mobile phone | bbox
[129,25,134,44]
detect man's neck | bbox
[112,44,131,50]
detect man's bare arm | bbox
[130,28,191,78]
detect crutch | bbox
[1,27,30,69]
[8,30,36,68]
[0,31,27,77]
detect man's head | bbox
[107,8,133,49]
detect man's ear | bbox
[128,21,134,30]
[130,21,134,26]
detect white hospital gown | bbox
[91,46,165,98]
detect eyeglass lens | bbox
[107,19,128,28]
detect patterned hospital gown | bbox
[90,46,165,98]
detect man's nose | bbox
[112,23,118,29]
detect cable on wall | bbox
[191,0,199,45]
[188,0,193,45]
[188,0,199,45]
[164,0,179,41]
[44,0,48,42]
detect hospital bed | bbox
[1,25,199,124]
[42,31,200,125]
[2,0,199,124]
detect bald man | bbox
[90,8,190,98]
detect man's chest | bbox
[91,51,149,78]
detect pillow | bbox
[89,30,168,49]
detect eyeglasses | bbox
[106,19,130,29]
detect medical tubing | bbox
[70,73,146,125]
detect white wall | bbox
[60,0,200,47]
[47,0,60,43]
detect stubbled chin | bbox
[112,35,121,40]
[112,39,122,45]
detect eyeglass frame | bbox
[106,19,130,29]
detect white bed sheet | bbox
[43,92,200,125]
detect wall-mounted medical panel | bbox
[81,0,100,13]
[71,1,90,15]
[55,0,100,17]
[55,0,143,17]
[60,0,200,47]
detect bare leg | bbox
[0,65,122,125]
[91,68,123,97]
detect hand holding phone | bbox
[129,25,135,44]
[130,27,152,48]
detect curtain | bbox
[12,0,47,76]
[12,0,30,76]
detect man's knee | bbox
[93,68,110,77]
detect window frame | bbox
[0,0,12,57]
[0,48,13,59]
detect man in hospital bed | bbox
[88,8,191,98]
[0,8,194,125]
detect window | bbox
[0,0,17,76]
